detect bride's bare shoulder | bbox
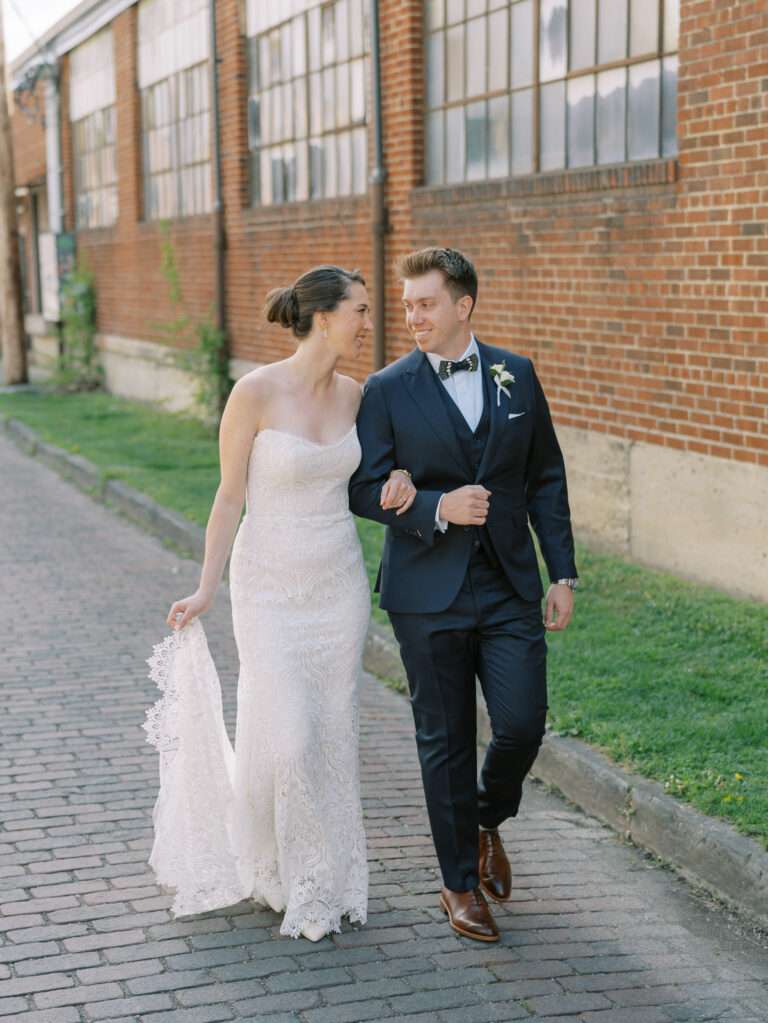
[336,372,364,415]
[228,362,289,409]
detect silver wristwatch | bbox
[555,578,578,590]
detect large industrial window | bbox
[138,0,212,219]
[425,0,679,185]
[70,29,118,229]
[245,0,370,204]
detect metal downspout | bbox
[209,0,228,403]
[369,0,386,370]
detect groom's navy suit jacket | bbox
[348,340,577,614]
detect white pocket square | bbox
[507,412,526,420]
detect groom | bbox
[349,247,577,942]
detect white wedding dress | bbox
[144,426,370,938]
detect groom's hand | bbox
[439,485,491,526]
[544,584,574,631]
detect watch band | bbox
[556,578,578,590]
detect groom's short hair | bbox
[396,247,478,315]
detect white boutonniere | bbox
[490,362,515,406]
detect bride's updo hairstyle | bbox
[264,265,366,340]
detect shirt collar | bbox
[425,334,479,375]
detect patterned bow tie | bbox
[437,353,479,380]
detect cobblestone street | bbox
[1,431,767,1023]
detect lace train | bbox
[144,621,247,917]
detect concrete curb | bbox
[4,413,767,929]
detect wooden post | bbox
[0,2,28,384]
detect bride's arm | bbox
[166,378,260,629]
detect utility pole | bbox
[0,0,28,384]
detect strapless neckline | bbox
[256,426,357,450]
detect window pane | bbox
[293,79,307,139]
[445,104,465,181]
[661,54,677,156]
[427,0,444,30]
[322,67,335,131]
[260,147,272,203]
[324,134,337,196]
[539,0,567,83]
[259,35,270,88]
[284,144,297,201]
[446,0,463,25]
[630,0,659,56]
[282,82,293,141]
[446,24,465,102]
[664,0,679,50]
[598,0,628,64]
[488,9,508,92]
[597,66,626,163]
[261,88,272,144]
[466,99,487,180]
[309,72,322,133]
[336,0,350,63]
[511,86,533,174]
[511,0,533,88]
[280,22,292,80]
[567,73,595,167]
[427,31,444,108]
[352,126,367,192]
[628,58,660,159]
[296,140,309,199]
[466,17,486,97]
[336,63,350,128]
[350,0,364,57]
[322,5,335,65]
[488,93,509,176]
[308,7,321,70]
[271,148,284,202]
[427,109,445,184]
[269,29,281,84]
[467,0,486,15]
[351,58,366,123]
[337,130,352,195]
[271,82,284,141]
[540,80,565,170]
[570,0,595,71]
[292,16,306,76]
[309,136,323,196]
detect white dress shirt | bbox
[425,335,483,432]
[425,335,484,531]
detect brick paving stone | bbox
[140,1008,236,1023]
[32,982,124,1008]
[0,996,29,1016]
[11,1010,82,1023]
[2,430,768,1023]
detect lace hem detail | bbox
[144,621,248,917]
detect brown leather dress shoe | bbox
[439,886,499,942]
[478,828,512,902]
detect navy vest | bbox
[430,363,502,571]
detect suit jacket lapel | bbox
[475,342,504,482]
[403,351,474,477]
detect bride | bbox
[145,266,416,941]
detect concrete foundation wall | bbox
[560,426,767,603]
[97,334,200,414]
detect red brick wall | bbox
[216,2,373,379]
[382,0,767,468]
[69,8,216,349]
[11,83,46,187]
[15,0,766,465]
